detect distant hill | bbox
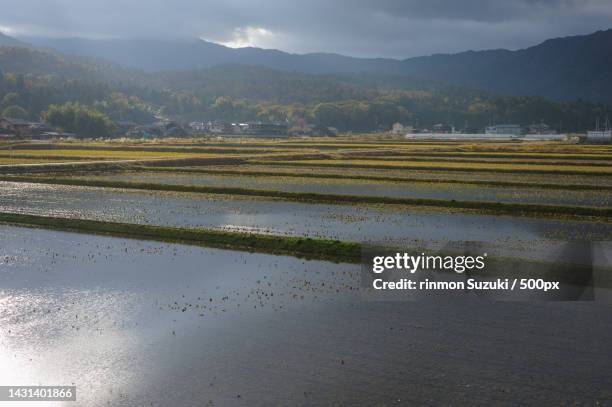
[25,36,401,74]
[0,44,440,104]
[22,29,612,104]
[399,29,612,104]
[1,33,610,132]
[0,32,27,47]
[0,45,153,87]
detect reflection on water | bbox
[0,182,610,249]
[0,225,358,406]
[1,226,612,405]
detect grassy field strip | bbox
[0,211,361,263]
[332,149,612,159]
[269,143,612,154]
[0,158,82,165]
[6,140,612,153]
[357,151,612,160]
[340,155,612,167]
[2,176,611,220]
[0,153,135,161]
[0,150,336,165]
[231,164,612,187]
[0,152,300,162]
[258,160,612,176]
[0,157,249,175]
[4,143,611,158]
[0,150,234,159]
[137,166,612,191]
[0,143,316,154]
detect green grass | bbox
[261,160,612,176]
[362,151,612,160]
[3,175,611,221]
[0,157,76,165]
[0,143,309,154]
[344,154,612,167]
[0,212,361,263]
[0,149,224,159]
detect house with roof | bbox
[0,117,41,138]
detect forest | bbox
[1,46,611,134]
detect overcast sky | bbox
[1,0,611,58]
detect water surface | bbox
[75,171,612,208]
[1,226,611,406]
[2,182,609,244]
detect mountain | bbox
[0,45,151,88]
[0,32,27,47]
[0,45,403,104]
[1,41,610,133]
[399,29,612,103]
[24,36,401,74]
[22,29,612,104]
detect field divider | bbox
[0,212,361,263]
[340,151,612,160]
[338,155,612,167]
[136,166,612,191]
[2,176,611,221]
[252,160,612,177]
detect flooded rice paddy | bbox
[2,140,612,406]
[1,181,610,247]
[76,171,612,208]
[1,226,611,406]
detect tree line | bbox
[1,61,611,136]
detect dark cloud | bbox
[1,0,611,58]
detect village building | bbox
[584,130,612,143]
[390,122,405,134]
[0,117,43,138]
[245,122,288,136]
[485,124,522,136]
[527,122,555,134]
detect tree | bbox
[93,92,156,123]
[43,102,115,137]
[313,103,344,128]
[2,105,29,119]
[1,92,20,108]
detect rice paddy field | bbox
[1,136,611,405]
[0,157,79,165]
[66,171,612,207]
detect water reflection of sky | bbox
[0,225,358,406]
[0,182,609,248]
[1,226,612,406]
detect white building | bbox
[585,130,612,143]
[390,122,405,134]
[485,124,522,136]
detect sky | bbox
[0,0,611,58]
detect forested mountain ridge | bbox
[1,35,611,133]
[22,29,612,104]
[398,29,612,103]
